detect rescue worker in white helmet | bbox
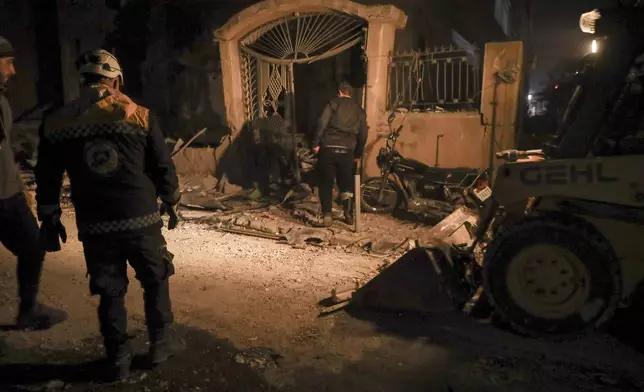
[35,49,184,381]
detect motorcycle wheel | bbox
[360,177,400,214]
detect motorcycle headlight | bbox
[580,9,601,34]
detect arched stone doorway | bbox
[214,0,407,162]
[235,10,367,149]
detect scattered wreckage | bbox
[177,4,644,342]
[322,3,644,340]
[323,146,644,341]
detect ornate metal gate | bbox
[240,52,290,123]
[239,11,366,125]
[238,11,366,183]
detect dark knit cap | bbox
[0,36,14,58]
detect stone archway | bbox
[214,0,407,141]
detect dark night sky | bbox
[530,0,613,92]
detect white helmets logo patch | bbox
[83,139,120,177]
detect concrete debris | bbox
[233,347,282,370]
[421,206,478,246]
[329,233,354,246]
[249,219,264,232]
[218,216,234,224]
[284,227,331,246]
[234,216,251,228]
[261,221,280,235]
[282,185,314,204]
[366,237,409,255]
[216,189,254,202]
[222,182,243,195]
[278,224,293,235]
[292,202,320,216]
[201,174,218,191]
[183,185,202,193]
[179,210,217,220]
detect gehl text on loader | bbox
[323,0,644,341]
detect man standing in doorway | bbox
[0,36,68,330]
[312,81,367,227]
[35,49,183,381]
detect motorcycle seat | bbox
[396,157,479,185]
[424,167,480,186]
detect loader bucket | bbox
[324,207,482,315]
[350,247,466,313]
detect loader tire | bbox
[483,215,621,340]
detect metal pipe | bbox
[354,160,361,232]
[488,77,500,187]
[435,134,444,167]
[171,128,207,158]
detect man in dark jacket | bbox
[35,49,183,381]
[0,36,67,330]
[312,81,367,227]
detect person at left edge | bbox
[0,35,68,330]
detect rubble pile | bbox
[176,175,428,257]
[20,169,444,258]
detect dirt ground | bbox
[2,206,644,392]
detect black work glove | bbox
[38,207,67,252]
[159,202,180,230]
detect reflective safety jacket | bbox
[35,84,179,240]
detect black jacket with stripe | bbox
[35,84,179,240]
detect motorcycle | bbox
[360,111,491,220]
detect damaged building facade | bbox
[3,0,531,186]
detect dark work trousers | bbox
[82,231,175,352]
[0,192,46,313]
[255,143,282,191]
[317,147,354,215]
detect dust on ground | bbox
[1,192,644,391]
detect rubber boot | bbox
[342,198,354,226]
[315,214,333,228]
[104,339,133,382]
[149,326,186,366]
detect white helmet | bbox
[76,49,124,85]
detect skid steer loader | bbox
[457,0,644,339]
[325,0,644,341]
